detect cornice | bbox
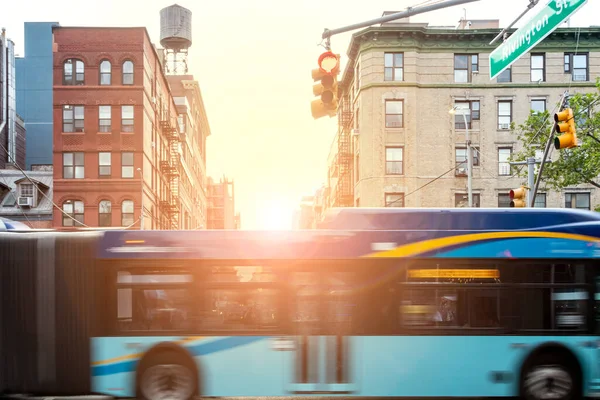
[349,81,597,94]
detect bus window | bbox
[198,287,279,331]
[116,269,194,332]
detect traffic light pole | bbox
[509,157,540,207]
[530,92,569,207]
[321,0,480,44]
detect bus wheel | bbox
[138,351,197,400]
[521,353,579,400]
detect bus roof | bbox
[97,208,600,261]
[318,207,600,230]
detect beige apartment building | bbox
[325,17,600,212]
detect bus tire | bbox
[136,350,198,400]
[520,351,581,400]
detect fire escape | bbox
[159,112,181,229]
[336,95,354,207]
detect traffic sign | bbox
[489,0,588,80]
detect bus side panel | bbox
[358,335,597,397]
[91,336,285,397]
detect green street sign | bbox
[489,0,588,79]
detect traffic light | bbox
[554,107,577,149]
[311,51,340,119]
[509,186,527,208]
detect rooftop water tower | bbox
[160,4,192,75]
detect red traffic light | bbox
[318,51,340,75]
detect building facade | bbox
[1,29,26,169]
[15,22,58,169]
[167,75,210,229]
[52,26,208,230]
[0,166,53,228]
[207,176,240,229]
[326,19,600,213]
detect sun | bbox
[257,199,293,230]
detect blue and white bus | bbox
[3,207,600,400]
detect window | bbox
[116,267,280,332]
[564,53,588,81]
[99,106,111,132]
[99,60,111,85]
[99,152,111,177]
[455,147,479,176]
[385,147,403,175]
[565,193,590,210]
[454,101,480,129]
[534,193,546,208]
[531,99,546,114]
[63,105,84,133]
[99,200,112,227]
[498,147,512,176]
[121,200,134,226]
[455,193,481,207]
[385,100,403,128]
[63,152,84,179]
[63,59,84,85]
[497,67,511,83]
[531,54,545,82]
[122,60,134,85]
[498,193,511,208]
[454,54,478,83]
[62,200,84,227]
[498,101,512,130]
[122,152,134,178]
[355,154,360,182]
[384,53,403,81]
[121,106,134,132]
[385,192,404,207]
[20,183,34,198]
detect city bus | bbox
[3,207,600,400]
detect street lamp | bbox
[137,168,144,230]
[449,105,473,207]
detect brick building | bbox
[52,26,208,229]
[167,75,210,229]
[207,176,240,229]
[324,18,600,212]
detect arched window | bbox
[121,200,134,226]
[99,60,111,85]
[99,200,112,227]
[62,200,84,227]
[63,58,84,85]
[122,60,134,85]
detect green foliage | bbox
[511,79,600,192]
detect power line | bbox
[386,160,466,207]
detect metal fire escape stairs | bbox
[159,113,181,229]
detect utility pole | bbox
[320,0,480,47]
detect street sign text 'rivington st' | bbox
[489,0,588,80]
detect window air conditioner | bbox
[18,197,33,207]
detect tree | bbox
[511,80,600,197]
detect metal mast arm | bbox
[322,0,481,40]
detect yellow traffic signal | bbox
[554,108,577,149]
[509,186,527,208]
[311,51,340,119]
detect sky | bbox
[3,0,599,229]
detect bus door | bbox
[285,270,359,394]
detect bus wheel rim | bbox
[141,364,194,400]
[525,365,572,400]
